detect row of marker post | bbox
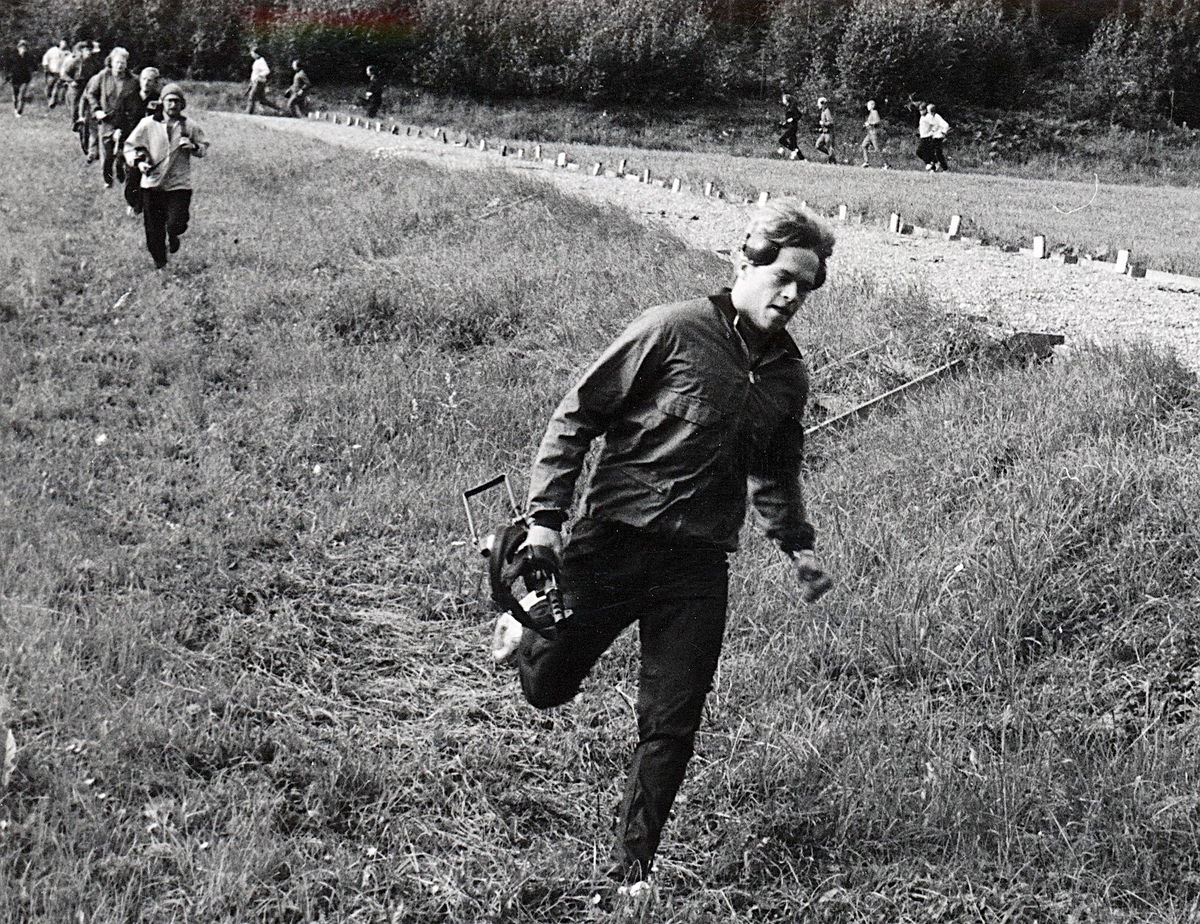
[310,109,1152,278]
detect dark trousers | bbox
[123,168,143,213]
[141,188,192,268]
[247,80,280,114]
[11,80,29,114]
[931,138,948,171]
[917,136,934,166]
[517,519,728,882]
[98,131,125,185]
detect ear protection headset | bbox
[741,233,827,289]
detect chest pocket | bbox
[656,391,725,427]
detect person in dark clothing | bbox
[285,59,311,118]
[122,66,162,216]
[776,92,804,160]
[492,199,837,913]
[5,39,36,117]
[360,65,383,118]
[70,43,103,154]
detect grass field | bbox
[187,82,1200,279]
[3,103,1200,922]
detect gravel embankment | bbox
[216,112,1200,373]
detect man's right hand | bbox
[93,109,105,121]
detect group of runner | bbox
[3,37,209,270]
[777,93,951,171]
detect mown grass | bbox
[184,81,1200,278]
[3,103,1200,923]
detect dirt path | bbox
[215,112,1200,373]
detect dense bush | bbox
[411,0,710,100]
[835,0,1031,109]
[1077,0,1200,127]
[762,0,846,94]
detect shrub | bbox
[835,0,1032,109]
[1077,1,1200,128]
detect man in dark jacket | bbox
[493,199,836,911]
[5,39,36,117]
[69,43,103,154]
[122,66,162,215]
[84,47,139,187]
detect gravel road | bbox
[216,112,1200,373]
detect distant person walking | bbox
[776,92,803,160]
[815,96,836,164]
[84,47,140,188]
[916,102,935,169]
[5,39,36,117]
[360,65,383,118]
[926,103,950,172]
[41,39,67,107]
[860,99,887,168]
[285,59,310,118]
[246,47,281,114]
[124,83,208,269]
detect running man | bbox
[493,198,837,911]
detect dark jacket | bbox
[84,69,140,135]
[528,292,814,553]
[6,49,35,85]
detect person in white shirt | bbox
[246,47,281,114]
[41,39,67,106]
[925,103,950,172]
[124,83,208,268]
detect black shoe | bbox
[168,234,180,254]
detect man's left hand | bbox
[794,550,833,604]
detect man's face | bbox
[732,246,822,340]
[111,56,128,76]
[140,73,160,95]
[164,96,183,119]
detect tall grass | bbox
[3,104,1200,922]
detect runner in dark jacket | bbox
[5,39,36,116]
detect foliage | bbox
[761,0,846,94]
[1077,1,1200,127]
[835,0,1032,109]
[411,0,711,101]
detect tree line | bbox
[4,0,1199,127]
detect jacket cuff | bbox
[528,509,567,531]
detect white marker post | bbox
[889,213,901,234]
[1115,249,1131,274]
[1033,235,1047,259]
[671,178,682,193]
[946,215,962,241]
[758,191,770,205]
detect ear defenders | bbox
[741,234,827,289]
